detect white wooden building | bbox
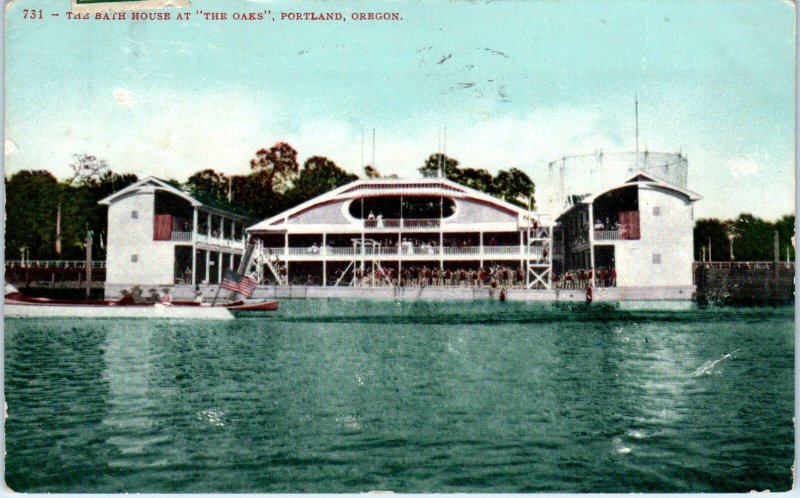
[246,178,553,288]
[554,171,702,287]
[99,177,251,289]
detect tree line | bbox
[4,143,538,261]
[694,214,795,262]
[5,142,793,264]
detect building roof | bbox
[97,176,251,219]
[556,171,702,220]
[248,177,539,231]
[581,171,702,203]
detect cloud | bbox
[113,88,141,108]
[727,158,761,178]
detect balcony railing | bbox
[594,230,621,241]
[196,233,246,248]
[265,245,546,259]
[5,260,106,269]
[363,218,441,229]
[170,231,193,242]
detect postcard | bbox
[3,0,795,493]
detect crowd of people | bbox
[551,267,617,289]
[325,264,530,288]
[302,236,518,255]
[119,284,208,304]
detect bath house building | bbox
[246,177,554,288]
[99,177,252,291]
[553,171,702,289]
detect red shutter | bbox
[619,211,640,240]
[153,215,173,241]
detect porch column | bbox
[322,233,327,286]
[479,231,484,267]
[192,248,197,286]
[191,208,199,286]
[284,232,289,257]
[588,203,596,284]
[205,250,210,285]
[218,252,223,283]
[439,230,444,269]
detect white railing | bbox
[594,230,621,241]
[442,246,480,255]
[484,246,524,255]
[363,218,402,228]
[5,260,106,269]
[170,231,193,242]
[262,246,549,258]
[403,219,440,229]
[363,218,441,229]
[196,233,245,248]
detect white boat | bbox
[4,299,235,320]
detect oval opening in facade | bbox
[348,196,455,219]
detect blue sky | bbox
[5,0,795,219]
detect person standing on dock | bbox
[149,288,161,304]
[161,288,173,305]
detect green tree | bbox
[187,169,230,201]
[458,167,494,192]
[290,156,357,204]
[420,153,461,179]
[249,142,299,193]
[492,168,536,208]
[364,165,381,178]
[774,214,796,262]
[5,171,61,259]
[694,218,731,261]
[231,171,283,220]
[732,213,776,261]
[363,164,399,179]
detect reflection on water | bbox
[4,301,795,492]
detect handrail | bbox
[694,261,795,270]
[262,246,546,258]
[363,218,441,229]
[5,260,107,269]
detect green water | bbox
[4,300,795,492]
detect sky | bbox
[4,0,796,220]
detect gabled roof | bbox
[581,170,702,204]
[97,176,252,219]
[98,176,200,206]
[247,177,537,231]
[555,171,702,221]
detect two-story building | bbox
[98,177,252,296]
[246,177,553,288]
[554,171,701,288]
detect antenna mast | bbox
[437,128,442,178]
[635,94,640,160]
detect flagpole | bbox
[227,237,257,301]
[211,276,223,306]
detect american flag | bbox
[221,269,258,297]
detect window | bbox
[131,210,139,219]
[652,206,661,216]
[652,253,661,264]
[131,254,138,263]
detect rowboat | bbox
[227,300,279,311]
[4,287,278,320]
